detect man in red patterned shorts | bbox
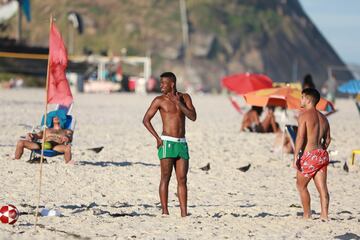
[294,88,331,220]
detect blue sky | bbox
[299,0,360,65]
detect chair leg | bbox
[351,152,355,165]
[29,151,34,161]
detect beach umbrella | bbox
[221,73,273,95]
[243,87,335,112]
[338,79,360,94]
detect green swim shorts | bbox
[157,136,189,160]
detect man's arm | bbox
[293,113,306,169]
[323,121,331,150]
[28,131,43,141]
[63,129,74,144]
[177,93,197,121]
[143,97,162,148]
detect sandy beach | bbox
[0,88,359,239]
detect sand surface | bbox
[1,89,359,239]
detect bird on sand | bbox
[237,164,251,172]
[87,146,104,153]
[343,161,349,173]
[200,163,210,171]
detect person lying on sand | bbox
[14,116,73,164]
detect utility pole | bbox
[179,0,189,53]
[17,0,23,43]
[292,59,298,82]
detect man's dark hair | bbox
[302,88,320,105]
[160,72,176,83]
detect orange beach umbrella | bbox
[243,87,335,112]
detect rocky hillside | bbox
[1,0,352,90]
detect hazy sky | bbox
[299,0,360,65]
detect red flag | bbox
[47,21,73,106]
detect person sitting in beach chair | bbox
[241,106,263,132]
[14,109,74,164]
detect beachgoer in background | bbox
[241,106,263,132]
[14,116,73,163]
[143,72,196,217]
[322,73,337,103]
[260,106,279,133]
[294,88,331,220]
[302,74,316,89]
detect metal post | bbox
[17,0,22,43]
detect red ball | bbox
[0,205,19,225]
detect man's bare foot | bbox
[320,215,328,221]
[303,212,312,219]
[181,213,188,217]
[65,160,75,165]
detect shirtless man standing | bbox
[294,88,331,220]
[14,116,73,163]
[143,72,196,217]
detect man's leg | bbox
[53,145,72,163]
[296,171,312,218]
[313,168,329,220]
[14,140,40,159]
[159,158,174,215]
[174,158,189,217]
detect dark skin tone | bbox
[143,77,196,217]
[293,94,331,220]
[14,116,73,163]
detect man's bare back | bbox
[300,109,330,153]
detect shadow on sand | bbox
[78,161,158,167]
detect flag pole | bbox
[34,15,53,230]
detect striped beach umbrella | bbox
[243,87,335,112]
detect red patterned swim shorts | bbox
[299,149,329,178]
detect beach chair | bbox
[356,101,360,115]
[29,104,76,161]
[285,124,297,151]
[280,124,297,161]
[351,150,360,165]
